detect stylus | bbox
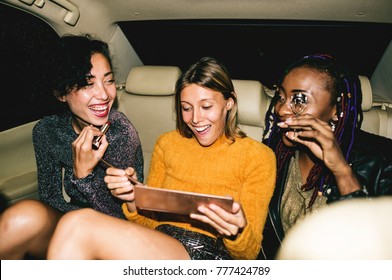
[99,158,144,186]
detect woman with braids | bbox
[259,54,392,259]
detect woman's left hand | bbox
[190,202,247,237]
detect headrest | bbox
[233,79,266,126]
[277,197,392,259]
[126,66,182,96]
[359,75,373,111]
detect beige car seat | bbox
[0,121,39,204]
[360,75,392,138]
[233,79,272,141]
[117,65,182,181]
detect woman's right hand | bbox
[72,125,108,179]
[281,115,361,195]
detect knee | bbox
[53,208,99,238]
[49,208,100,255]
[0,200,51,234]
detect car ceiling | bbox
[3,0,392,35]
[3,0,392,91]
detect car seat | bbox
[233,79,272,141]
[117,65,182,180]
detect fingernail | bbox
[209,204,218,210]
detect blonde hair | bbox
[175,57,246,141]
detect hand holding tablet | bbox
[101,159,234,215]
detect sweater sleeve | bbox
[223,142,276,259]
[33,121,79,212]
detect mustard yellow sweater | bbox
[123,130,276,259]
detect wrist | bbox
[332,162,353,179]
[126,201,137,212]
[333,165,362,195]
[73,167,93,179]
[337,188,368,201]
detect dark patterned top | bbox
[32,108,143,219]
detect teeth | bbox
[194,125,210,132]
[89,105,108,111]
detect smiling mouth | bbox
[88,104,109,115]
[194,125,211,133]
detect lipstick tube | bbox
[92,122,110,150]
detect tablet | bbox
[134,185,234,215]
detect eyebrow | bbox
[86,71,114,79]
[281,86,310,94]
[181,98,215,102]
[292,89,310,94]
[278,86,312,99]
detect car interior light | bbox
[34,0,45,8]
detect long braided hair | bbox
[263,54,363,207]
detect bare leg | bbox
[0,199,63,259]
[47,208,190,260]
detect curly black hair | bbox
[38,34,113,113]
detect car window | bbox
[0,4,59,132]
[119,20,391,89]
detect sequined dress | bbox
[32,108,143,219]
